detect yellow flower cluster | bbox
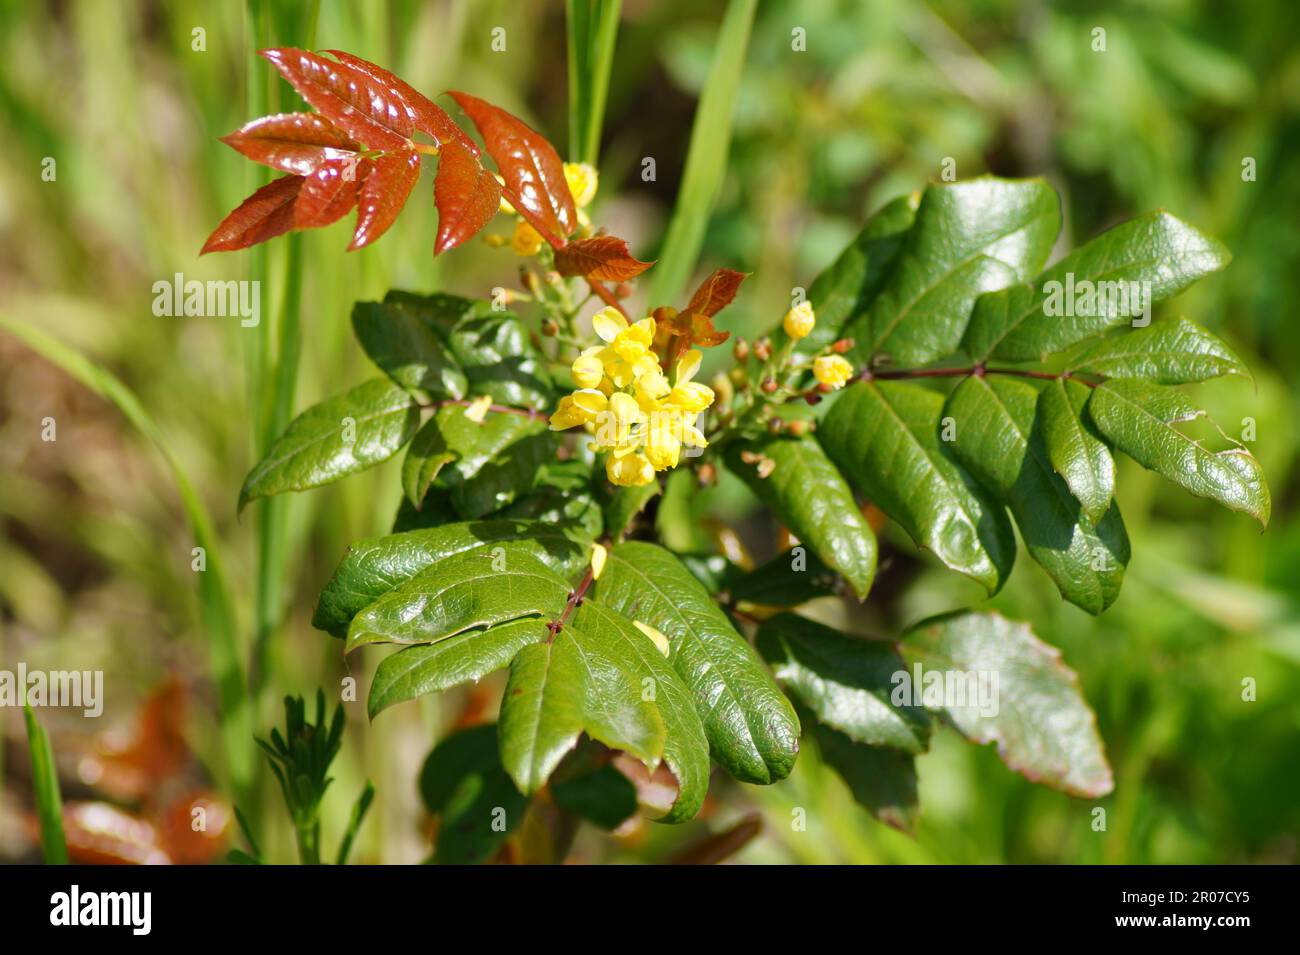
[549,306,713,487]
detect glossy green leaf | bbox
[550,753,638,831]
[788,191,919,359]
[603,479,661,543]
[593,542,800,784]
[239,378,418,509]
[820,380,1015,593]
[313,519,589,637]
[382,291,552,407]
[1068,316,1249,384]
[404,403,553,517]
[420,724,527,865]
[726,435,877,600]
[902,611,1113,797]
[726,548,840,608]
[963,211,1231,362]
[345,547,573,651]
[369,618,548,717]
[499,624,664,796]
[946,376,1129,614]
[757,613,930,753]
[864,177,1060,363]
[570,599,710,822]
[1089,380,1270,524]
[401,415,457,508]
[1037,378,1115,524]
[351,299,466,400]
[500,460,605,541]
[446,306,553,408]
[810,721,918,835]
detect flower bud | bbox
[541,318,560,336]
[832,337,854,354]
[761,377,778,394]
[732,337,750,362]
[782,301,816,340]
[753,337,772,362]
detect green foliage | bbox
[245,691,375,865]
[228,162,1266,860]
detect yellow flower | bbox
[571,351,605,389]
[548,389,607,430]
[783,301,816,340]
[607,448,654,486]
[564,162,599,208]
[663,350,714,414]
[591,307,659,387]
[511,218,543,256]
[813,354,854,390]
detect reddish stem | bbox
[588,278,630,318]
[547,567,595,642]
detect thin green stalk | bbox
[24,704,68,865]
[566,0,622,165]
[248,1,316,693]
[645,0,756,306]
[0,317,255,806]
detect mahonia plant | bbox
[212,50,1269,857]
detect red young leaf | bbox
[433,140,502,255]
[296,156,365,228]
[350,149,421,250]
[684,268,748,317]
[324,50,477,153]
[448,91,576,240]
[555,235,654,282]
[201,174,304,254]
[260,48,413,151]
[219,112,359,176]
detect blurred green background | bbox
[1,0,1298,863]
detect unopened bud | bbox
[545,270,564,288]
[728,367,748,387]
[732,337,750,362]
[697,462,717,487]
[761,378,778,395]
[805,392,823,406]
[753,337,772,362]
[757,457,776,479]
[541,318,560,336]
[832,337,854,354]
[615,282,633,299]
[711,372,735,407]
[521,267,543,297]
[484,233,508,248]
[767,417,784,434]
[786,419,811,437]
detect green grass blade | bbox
[645,0,756,306]
[566,0,622,165]
[335,780,376,865]
[24,704,68,865]
[0,317,256,806]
